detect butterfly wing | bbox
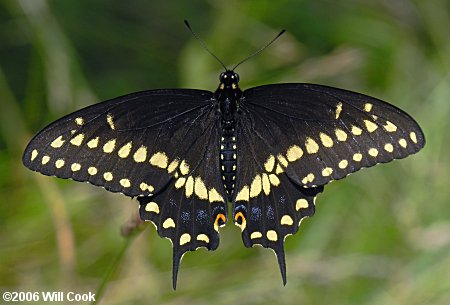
[233,83,425,282]
[23,89,228,288]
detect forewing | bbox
[23,89,217,196]
[239,83,425,187]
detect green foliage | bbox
[1,0,449,304]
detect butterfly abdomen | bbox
[220,124,237,201]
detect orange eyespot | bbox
[234,211,244,223]
[234,211,246,231]
[214,213,226,232]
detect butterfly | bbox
[22,22,425,289]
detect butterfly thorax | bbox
[216,71,241,201]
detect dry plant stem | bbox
[92,213,146,305]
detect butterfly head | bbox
[219,71,240,90]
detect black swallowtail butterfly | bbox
[22,23,425,289]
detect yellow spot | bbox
[250,232,262,239]
[194,177,208,200]
[220,83,225,90]
[145,202,159,214]
[31,149,38,161]
[275,164,284,174]
[118,142,132,158]
[180,160,190,175]
[364,120,378,133]
[353,153,363,162]
[371,114,378,120]
[185,176,194,198]
[368,148,379,157]
[150,152,169,169]
[338,159,348,169]
[209,188,224,203]
[133,146,147,163]
[88,167,97,175]
[42,153,55,166]
[140,182,148,191]
[106,113,115,130]
[51,136,65,148]
[281,215,294,225]
[235,185,249,202]
[55,159,65,168]
[384,121,397,132]
[234,212,246,231]
[399,138,407,148]
[302,173,315,184]
[262,173,271,195]
[70,163,80,171]
[196,234,209,243]
[120,178,131,188]
[384,143,394,152]
[269,174,280,186]
[319,133,334,148]
[167,159,179,173]
[139,182,154,192]
[410,132,418,144]
[180,233,191,245]
[163,218,176,229]
[103,172,113,181]
[103,139,116,153]
[264,155,276,172]
[296,199,308,210]
[335,129,348,141]
[250,174,262,198]
[232,83,237,89]
[335,102,343,119]
[364,103,373,112]
[266,230,278,242]
[75,117,84,125]
[277,154,289,167]
[322,167,333,177]
[175,177,186,189]
[286,145,303,161]
[70,134,84,146]
[87,137,99,148]
[305,138,319,154]
[351,125,362,136]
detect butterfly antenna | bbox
[184,20,228,71]
[232,29,286,71]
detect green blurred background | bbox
[1,0,449,304]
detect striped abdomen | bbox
[220,126,237,201]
